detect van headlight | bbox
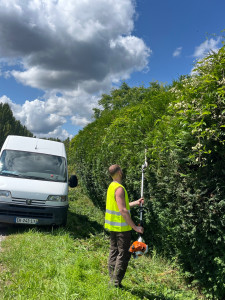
[0,190,11,198]
[47,195,67,202]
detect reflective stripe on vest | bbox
[105,209,130,216]
[104,182,132,232]
[105,220,129,227]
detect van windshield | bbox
[0,150,67,182]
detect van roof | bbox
[1,135,66,157]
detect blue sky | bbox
[0,0,224,140]
[129,0,225,86]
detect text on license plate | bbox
[16,217,38,224]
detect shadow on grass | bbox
[124,286,172,300]
[65,210,104,239]
[1,210,104,240]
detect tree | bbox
[0,103,33,149]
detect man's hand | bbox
[129,198,144,208]
[137,198,144,206]
[134,226,144,234]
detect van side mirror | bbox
[69,175,78,188]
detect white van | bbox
[0,135,77,226]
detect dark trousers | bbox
[108,231,132,286]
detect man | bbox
[105,164,144,288]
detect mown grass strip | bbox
[0,188,203,299]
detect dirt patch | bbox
[0,224,8,251]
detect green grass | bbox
[0,188,204,299]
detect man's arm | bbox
[115,187,144,234]
[129,198,144,208]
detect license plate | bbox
[15,217,38,224]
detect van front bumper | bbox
[0,203,68,225]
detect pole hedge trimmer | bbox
[129,148,148,258]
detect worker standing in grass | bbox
[105,164,144,288]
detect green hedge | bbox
[70,44,225,298]
[147,45,225,298]
[69,82,172,205]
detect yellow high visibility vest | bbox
[104,181,132,232]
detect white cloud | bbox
[37,127,73,141]
[190,37,222,76]
[193,38,221,58]
[0,0,151,138]
[173,47,182,57]
[0,95,68,138]
[0,95,21,113]
[0,1,150,87]
[71,116,90,127]
[0,95,11,104]
[19,100,66,134]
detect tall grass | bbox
[0,188,204,299]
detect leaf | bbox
[202,111,211,115]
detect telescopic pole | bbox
[140,148,148,226]
[129,148,149,257]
